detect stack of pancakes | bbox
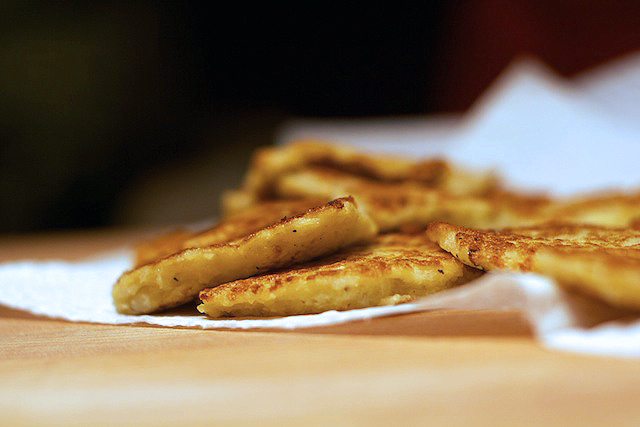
[113,140,640,317]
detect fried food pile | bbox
[113,140,640,317]
[113,196,377,314]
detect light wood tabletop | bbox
[2,229,640,426]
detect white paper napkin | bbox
[1,252,638,358]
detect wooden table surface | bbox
[2,229,640,426]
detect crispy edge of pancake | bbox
[533,248,640,309]
[112,197,378,314]
[426,222,519,270]
[197,233,483,317]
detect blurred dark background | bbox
[2,1,640,234]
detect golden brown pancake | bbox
[113,197,378,314]
[426,221,640,309]
[456,190,554,229]
[133,199,327,267]
[197,233,483,317]
[222,140,499,216]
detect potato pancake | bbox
[222,140,498,215]
[427,222,640,309]
[197,233,483,317]
[549,190,640,228]
[113,197,378,314]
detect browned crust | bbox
[427,221,640,271]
